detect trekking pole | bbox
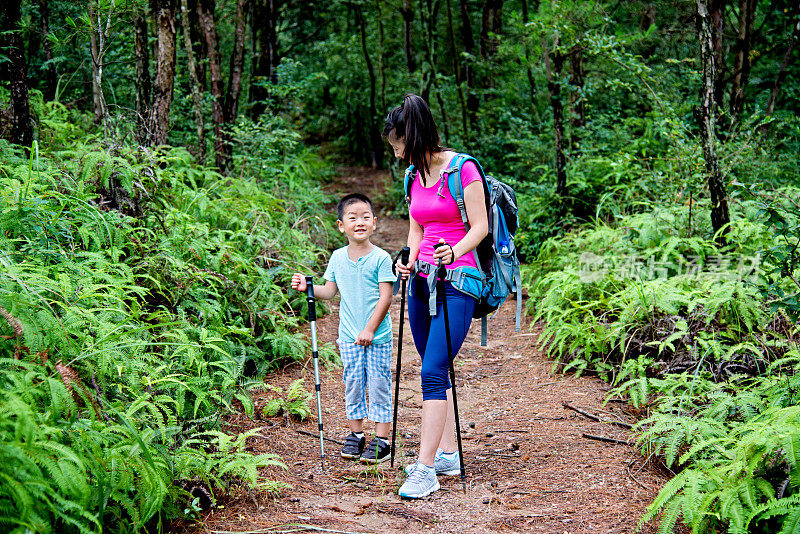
[390,246,411,468]
[305,276,325,470]
[435,244,467,493]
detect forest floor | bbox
[185,167,672,533]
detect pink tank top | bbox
[408,156,482,276]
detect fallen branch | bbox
[576,404,634,429]
[563,402,633,429]
[625,463,650,490]
[582,433,630,446]
[294,429,345,446]
[563,402,600,421]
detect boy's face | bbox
[338,201,376,244]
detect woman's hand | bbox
[433,239,455,265]
[395,257,413,280]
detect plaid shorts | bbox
[337,339,393,423]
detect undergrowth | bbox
[0,106,335,532]
[524,194,800,532]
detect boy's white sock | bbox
[352,432,364,440]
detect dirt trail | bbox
[188,168,669,533]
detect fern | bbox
[1,113,331,530]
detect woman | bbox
[386,94,488,499]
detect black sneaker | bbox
[360,437,391,464]
[341,433,365,459]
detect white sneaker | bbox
[404,449,461,476]
[398,463,440,499]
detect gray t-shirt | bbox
[323,245,395,344]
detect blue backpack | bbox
[404,153,522,346]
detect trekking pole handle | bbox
[305,276,316,321]
[434,242,448,268]
[401,246,410,265]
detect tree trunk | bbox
[400,0,416,73]
[419,0,448,144]
[356,5,381,167]
[446,0,468,136]
[133,9,151,146]
[697,0,730,244]
[88,0,104,125]
[180,0,205,161]
[521,0,539,115]
[543,37,566,197]
[151,0,178,146]
[251,0,281,117]
[188,0,206,90]
[568,45,584,151]
[4,0,33,146]
[479,0,503,60]
[38,0,58,101]
[459,0,477,142]
[710,0,726,108]
[375,0,386,115]
[216,0,248,167]
[197,0,226,169]
[765,8,800,116]
[225,0,248,124]
[729,0,755,121]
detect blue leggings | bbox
[408,274,476,401]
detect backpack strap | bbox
[444,153,487,279]
[445,153,493,347]
[404,165,415,203]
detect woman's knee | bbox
[420,363,449,401]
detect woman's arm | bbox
[433,180,488,264]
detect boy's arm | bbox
[354,281,393,346]
[313,280,338,300]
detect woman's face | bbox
[386,131,406,160]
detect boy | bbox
[291,193,395,463]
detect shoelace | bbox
[407,464,432,485]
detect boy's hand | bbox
[291,273,307,292]
[355,328,374,346]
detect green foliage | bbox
[0,107,333,531]
[637,380,800,534]
[261,378,313,420]
[737,184,800,321]
[525,197,800,532]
